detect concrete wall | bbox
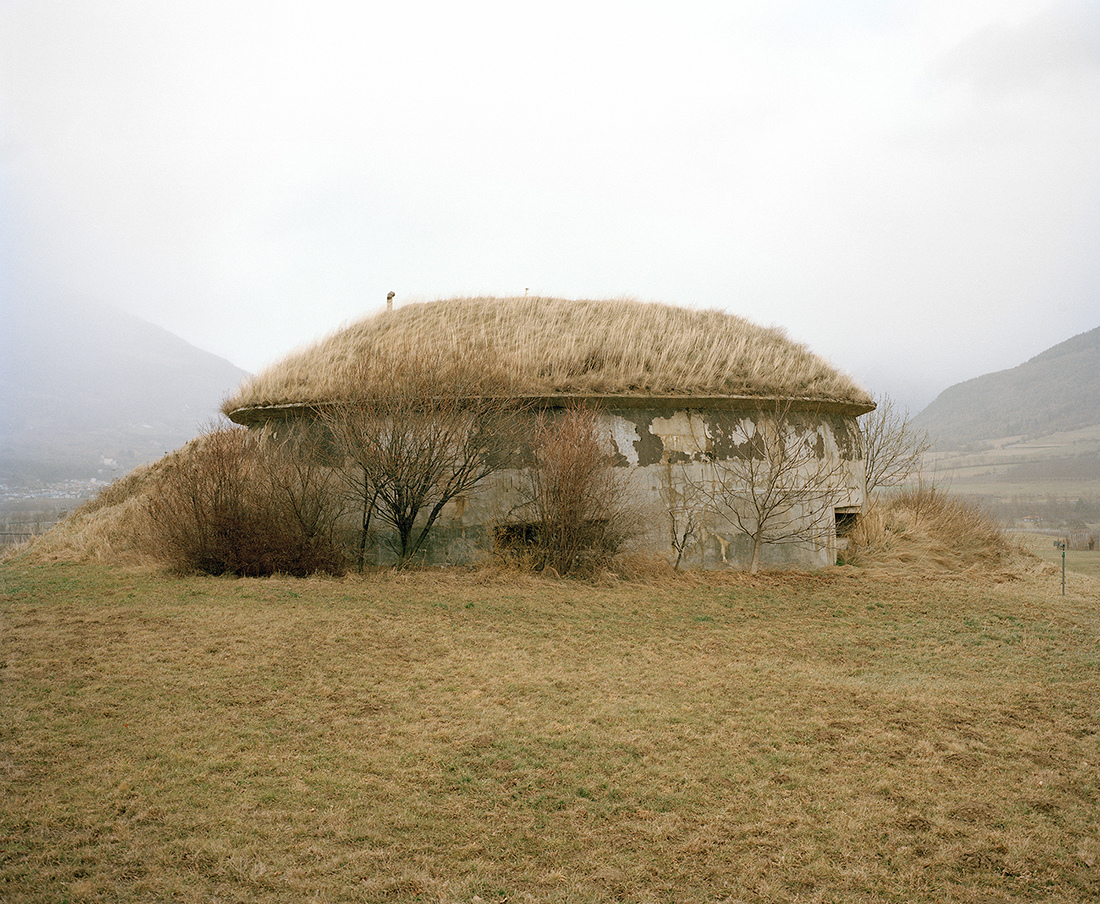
[338,403,866,571]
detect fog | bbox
[3,0,1098,414]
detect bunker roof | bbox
[223,296,873,421]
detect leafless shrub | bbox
[260,425,347,565]
[503,406,637,576]
[860,393,932,495]
[143,423,346,576]
[320,353,526,567]
[659,455,707,571]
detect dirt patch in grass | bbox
[2,562,1098,903]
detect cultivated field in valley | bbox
[927,423,1100,530]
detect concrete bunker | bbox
[224,297,874,570]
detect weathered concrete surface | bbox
[237,400,867,571]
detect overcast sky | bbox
[2,0,1098,413]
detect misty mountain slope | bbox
[1,295,248,482]
[912,324,1100,451]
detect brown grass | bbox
[2,559,1098,903]
[843,485,1035,579]
[223,296,872,415]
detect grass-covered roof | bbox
[223,296,872,417]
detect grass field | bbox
[2,560,1099,903]
[1012,533,1100,581]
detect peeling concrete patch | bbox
[607,414,642,466]
[650,411,708,459]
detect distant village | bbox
[1,477,106,504]
[0,479,104,545]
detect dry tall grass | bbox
[4,427,348,577]
[224,297,872,415]
[844,485,1032,577]
[1,449,183,566]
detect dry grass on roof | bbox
[224,296,871,413]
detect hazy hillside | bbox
[912,324,1100,452]
[1,295,248,483]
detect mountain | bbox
[1,295,249,483]
[912,324,1100,452]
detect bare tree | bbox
[335,438,380,574]
[860,393,931,495]
[686,401,852,574]
[659,453,707,571]
[321,355,524,567]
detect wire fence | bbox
[0,521,63,546]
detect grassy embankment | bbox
[2,560,1098,903]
